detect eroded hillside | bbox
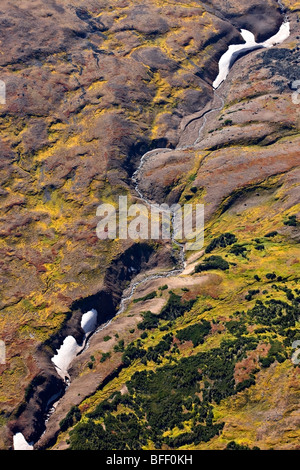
[0,0,299,450]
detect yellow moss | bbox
[195,361,300,450]
[87,79,108,93]
[151,111,172,139]
[283,0,300,11]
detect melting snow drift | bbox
[213,22,290,89]
[14,310,98,450]
[81,308,98,336]
[13,433,34,451]
[51,309,98,380]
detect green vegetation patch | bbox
[205,233,237,253]
[69,333,260,450]
[133,291,157,303]
[65,278,299,451]
[176,320,211,347]
[195,255,229,273]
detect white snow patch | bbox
[51,335,80,380]
[263,21,290,47]
[213,22,290,89]
[81,309,98,336]
[51,309,98,380]
[13,433,34,450]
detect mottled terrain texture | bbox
[0,0,299,450]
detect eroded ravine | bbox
[13,4,291,450]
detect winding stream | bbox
[13,4,291,450]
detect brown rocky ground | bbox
[0,0,298,450]
[137,15,300,217]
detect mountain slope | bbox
[0,0,299,450]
